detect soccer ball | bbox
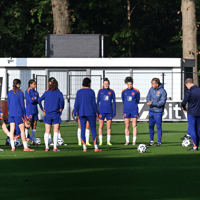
[34,138,41,145]
[57,138,64,145]
[182,139,191,147]
[137,144,147,153]
[14,139,22,147]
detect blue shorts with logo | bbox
[26,114,38,121]
[123,110,138,119]
[99,113,113,121]
[8,116,24,124]
[43,113,62,125]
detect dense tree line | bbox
[0,0,199,64]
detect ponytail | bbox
[13,79,21,95]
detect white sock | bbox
[25,129,29,138]
[32,129,36,140]
[10,140,15,149]
[133,137,137,143]
[83,144,87,150]
[94,144,98,149]
[44,133,49,149]
[77,128,81,142]
[58,133,61,139]
[48,134,52,143]
[53,132,58,149]
[125,136,129,143]
[23,141,28,149]
[187,134,190,137]
[193,147,197,149]
[107,135,111,142]
[99,135,103,142]
[86,129,90,143]
[7,132,10,137]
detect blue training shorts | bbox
[99,113,113,120]
[8,116,24,124]
[43,113,62,125]
[26,114,38,121]
[123,111,138,119]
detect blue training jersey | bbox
[38,89,64,115]
[122,87,140,113]
[97,88,116,117]
[25,88,39,115]
[74,87,97,117]
[7,89,26,118]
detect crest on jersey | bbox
[157,91,160,94]
[132,92,135,96]
[99,115,102,118]
[108,92,111,95]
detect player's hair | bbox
[185,78,193,84]
[48,77,56,82]
[13,79,21,95]
[82,78,91,87]
[48,78,58,90]
[25,118,31,125]
[125,77,133,84]
[151,78,160,85]
[104,78,110,85]
[28,79,36,88]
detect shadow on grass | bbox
[0,153,200,200]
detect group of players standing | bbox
[0,75,198,152]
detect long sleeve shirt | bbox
[7,89,26,117]
[74,87,97,117]
[97,88,116,117]
[38,89,64,115]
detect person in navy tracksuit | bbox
[74,78,102,152]
[38,78,64,152]
[146,78,167,147]
[25,79,39,143]
[97,78,116,146]
[7,79,34,151]
[122,77,140,145]
[182,78,200,151]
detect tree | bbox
[51,0,71,34]
[181,0,198,85]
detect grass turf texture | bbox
[0,122,199,200]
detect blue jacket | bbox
[97,88,116,117]
[25,88,39,115]
[38,89,64,115]
[146,83,167,113]
[182,85,200,117]
[7,89,26,118]
[74,87,97,117]
[122,87,140,113]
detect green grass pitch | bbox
[0,121,199,200]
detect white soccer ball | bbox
[34,138,41,145]
[14,139,22,147]
[137,144,147,153]
[57,138,64,145]
[182,139,191,147]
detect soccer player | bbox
[182,78,200,151]
[25,79,39,143]
[122,77,140,145]
[146,78,167,147]
[74,77,101,152]
[97,78,116,146]
[7,79,34,151]
[77,119,91,146]
[38,78,64,152]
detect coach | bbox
[182,78,200,151]
[146,78,167,147]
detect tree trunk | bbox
[51,0,70,34]
[181,0,198,86]
[127,0,132,57]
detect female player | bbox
[97,78,116,146]
[38,78,64,152]
[77,120,91,146]
[7,79,34,151]
[122,77,140,145]
[25,79,39,143]
[74,77,101,152]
